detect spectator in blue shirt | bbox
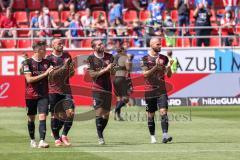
[194,0,213,8]
[109,0,123,24]
[147,0,165,21]
[69,13,84,48]
[28,10,40,37]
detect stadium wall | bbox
[0,47,240,107]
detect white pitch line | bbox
[1,150,240,154]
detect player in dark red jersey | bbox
[22,41,53,148]
[86,39,114,145]
[141,38,173,144]
[46,38,75,146]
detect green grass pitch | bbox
[0,106,240,160]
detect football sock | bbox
[161,114,169,134]
[39,120,46,140]
[115,100,125,115]
[28,121,35,140]
[51,118,60,140]
[96,116,103,138]
[102,118,108,131]
[57,119,64,131]
[62,117,73,136]
[148,117,155,136]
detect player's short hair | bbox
[32,41,46,51]
[116,46,125,54]
[167,50,173,57]
[51,38,62,47]
[91,39,100,49]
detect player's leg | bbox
[37,98,49,148]
[94,91,112,145]
[158,94,172,144]
[114,77,129,121]
[145,98,157,144]
[49,94,63,146]
[95,107,106,144]
[114,96,126,121]
[26,99,37,148]
[61,96,75,146]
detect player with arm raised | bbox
[22,41,53,148]
[141,38,173,144]
[46,38,75,146]
[86,39,114,145]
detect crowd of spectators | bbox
[0,0,239,48]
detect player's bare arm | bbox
[24,66,53,83]
[88,63,113,78]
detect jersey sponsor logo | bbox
[0,82,10,99]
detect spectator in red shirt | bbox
[0,0,13,11]
[0,7,17,47]
[221,10,236,46]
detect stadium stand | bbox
[0,0,239,49]
[123,10,138,23]
[13,11,28,24]
[44,0,58,10]
[12,0,26,10]
[27,0,42,10]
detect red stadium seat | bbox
[123,10,137,23]
[18,24,29,37]
[161,38,166,47]
[217,9,225,15]
[1,40,15,48]
[211,23,219,35]
[177,38,191,47]
[27,0,42,10]
[124,0,135,9]
[167,0,175,9]
[139,10,150,22]
[81,39,92,48]
[210,38,220,47]
[14,11,28,23]
[18,40,32,48]
[61,11,70,22]
[78,10,87,17]
[44,0,57,10]
[171,10,178,22]
[50,11,60,23]
[92,11,106,20]
[237,24,240,34]
[214,1,224,9]
[13,0,26,10]
[29,11,37,20]
[90,0,104,5]
[190,10,195,23]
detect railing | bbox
[0,25,239,48]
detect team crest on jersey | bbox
[44,64,48,69]
[24,65,29,71]
[105,60,110,65]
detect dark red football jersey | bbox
[87,52,114,92]
[46,52,72,94]
[22,58,50,99]
[141,53,169,98]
